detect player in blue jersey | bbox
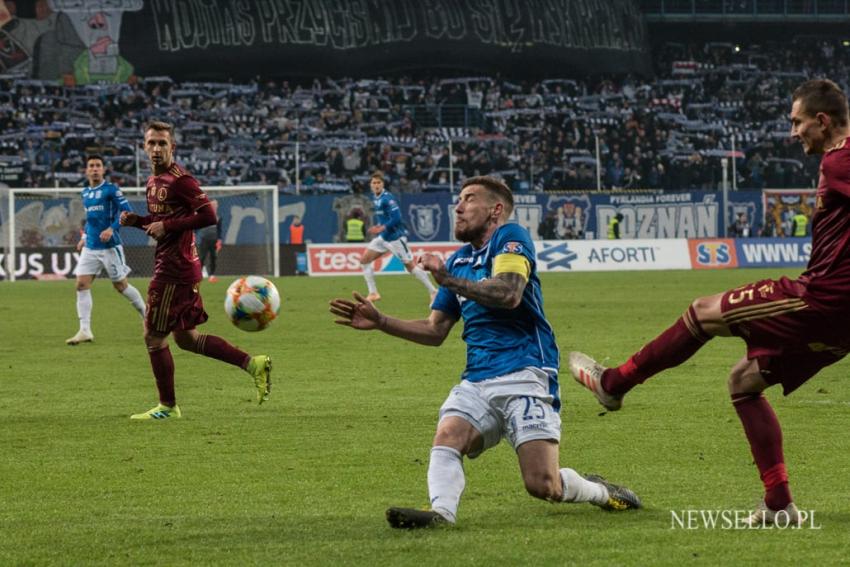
[358,173,436,302]
[66,155,146,345]
[331,176,641,528]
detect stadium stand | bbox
[0,37,840,193]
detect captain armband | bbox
[493,253,530,281]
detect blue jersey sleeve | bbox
[109,186,133,232]
[490,223,536,265]
[382,195,402,231]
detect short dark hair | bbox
[144,120,175,139]
[792,79,849,127]
[370,172,384,182]
[460,175,514,216]
[85,154,104,166]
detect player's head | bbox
[85,154,105,185]
[791,79,849,154]
[143,120,176,170]
[454,176,514,243]
[370,173,385,196]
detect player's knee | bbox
[173,332,197,352]
[144,332,166,350]
[75,281,89,291]
[113,281,128,293]
[524,472,561,501]
[727,361,766,395]
[690,296,714,317]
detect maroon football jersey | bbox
[145,163,210,284]
[800,138,850,311]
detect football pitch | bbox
[1,269,847,566]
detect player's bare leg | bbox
[728,357,798,525]
[571,292,728,410]
[518,440,641,511]
[360,248,384,302]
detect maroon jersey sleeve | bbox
[162,176,215,233]
[173,175,210,212]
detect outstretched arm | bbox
[418,253,528,310]
[329,292,456,346]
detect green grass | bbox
[1,269,848,565]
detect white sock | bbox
[411,266,437,294]
[76,289,92,334]
[121,284,146,317]
[559,468,608,505]
[427,446,464,523]
[362,263,378,294]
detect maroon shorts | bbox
[145,280,209,336]
[720,277,849,395]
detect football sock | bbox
[362,263,378,294]
[193,334,251,368]
[602,305,712,396]
[76,289,93,333]
[121,284,146,317]
[560,467,608,505]
[411,266,437,294]
[427,446,464,523]
[732,393,792,511]
[148,345,176,407]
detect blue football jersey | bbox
[81,182,133,250]
[432,223,560,406]
[372,190,408,241]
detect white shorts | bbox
[75,245,132,282]
[438,368,562,459]
[366,235,414,263]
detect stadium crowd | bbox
[0,37,840,193]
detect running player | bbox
[120,120,270,419]
[358,173,436,302]
[332,176,640,528]
[570,79,850,526]
[66,155,146,345]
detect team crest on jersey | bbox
[409,204,441,241]
[502,242,523,254]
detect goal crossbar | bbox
[5,185,279,282]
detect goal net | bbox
[2,185,279,281]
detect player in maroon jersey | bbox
[570,79,850,526]
[119,121,271,419]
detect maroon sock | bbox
[602,305,712,396]
[732,393,792,511]
[148,345,176,407]
[195,334,251,369]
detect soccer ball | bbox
[224,276,281,332]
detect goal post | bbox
[4,185,279,282]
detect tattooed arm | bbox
[418,253,527,310]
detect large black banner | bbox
[1,0,649,81]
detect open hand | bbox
[329,292,383,330]
[367,225,384,235]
